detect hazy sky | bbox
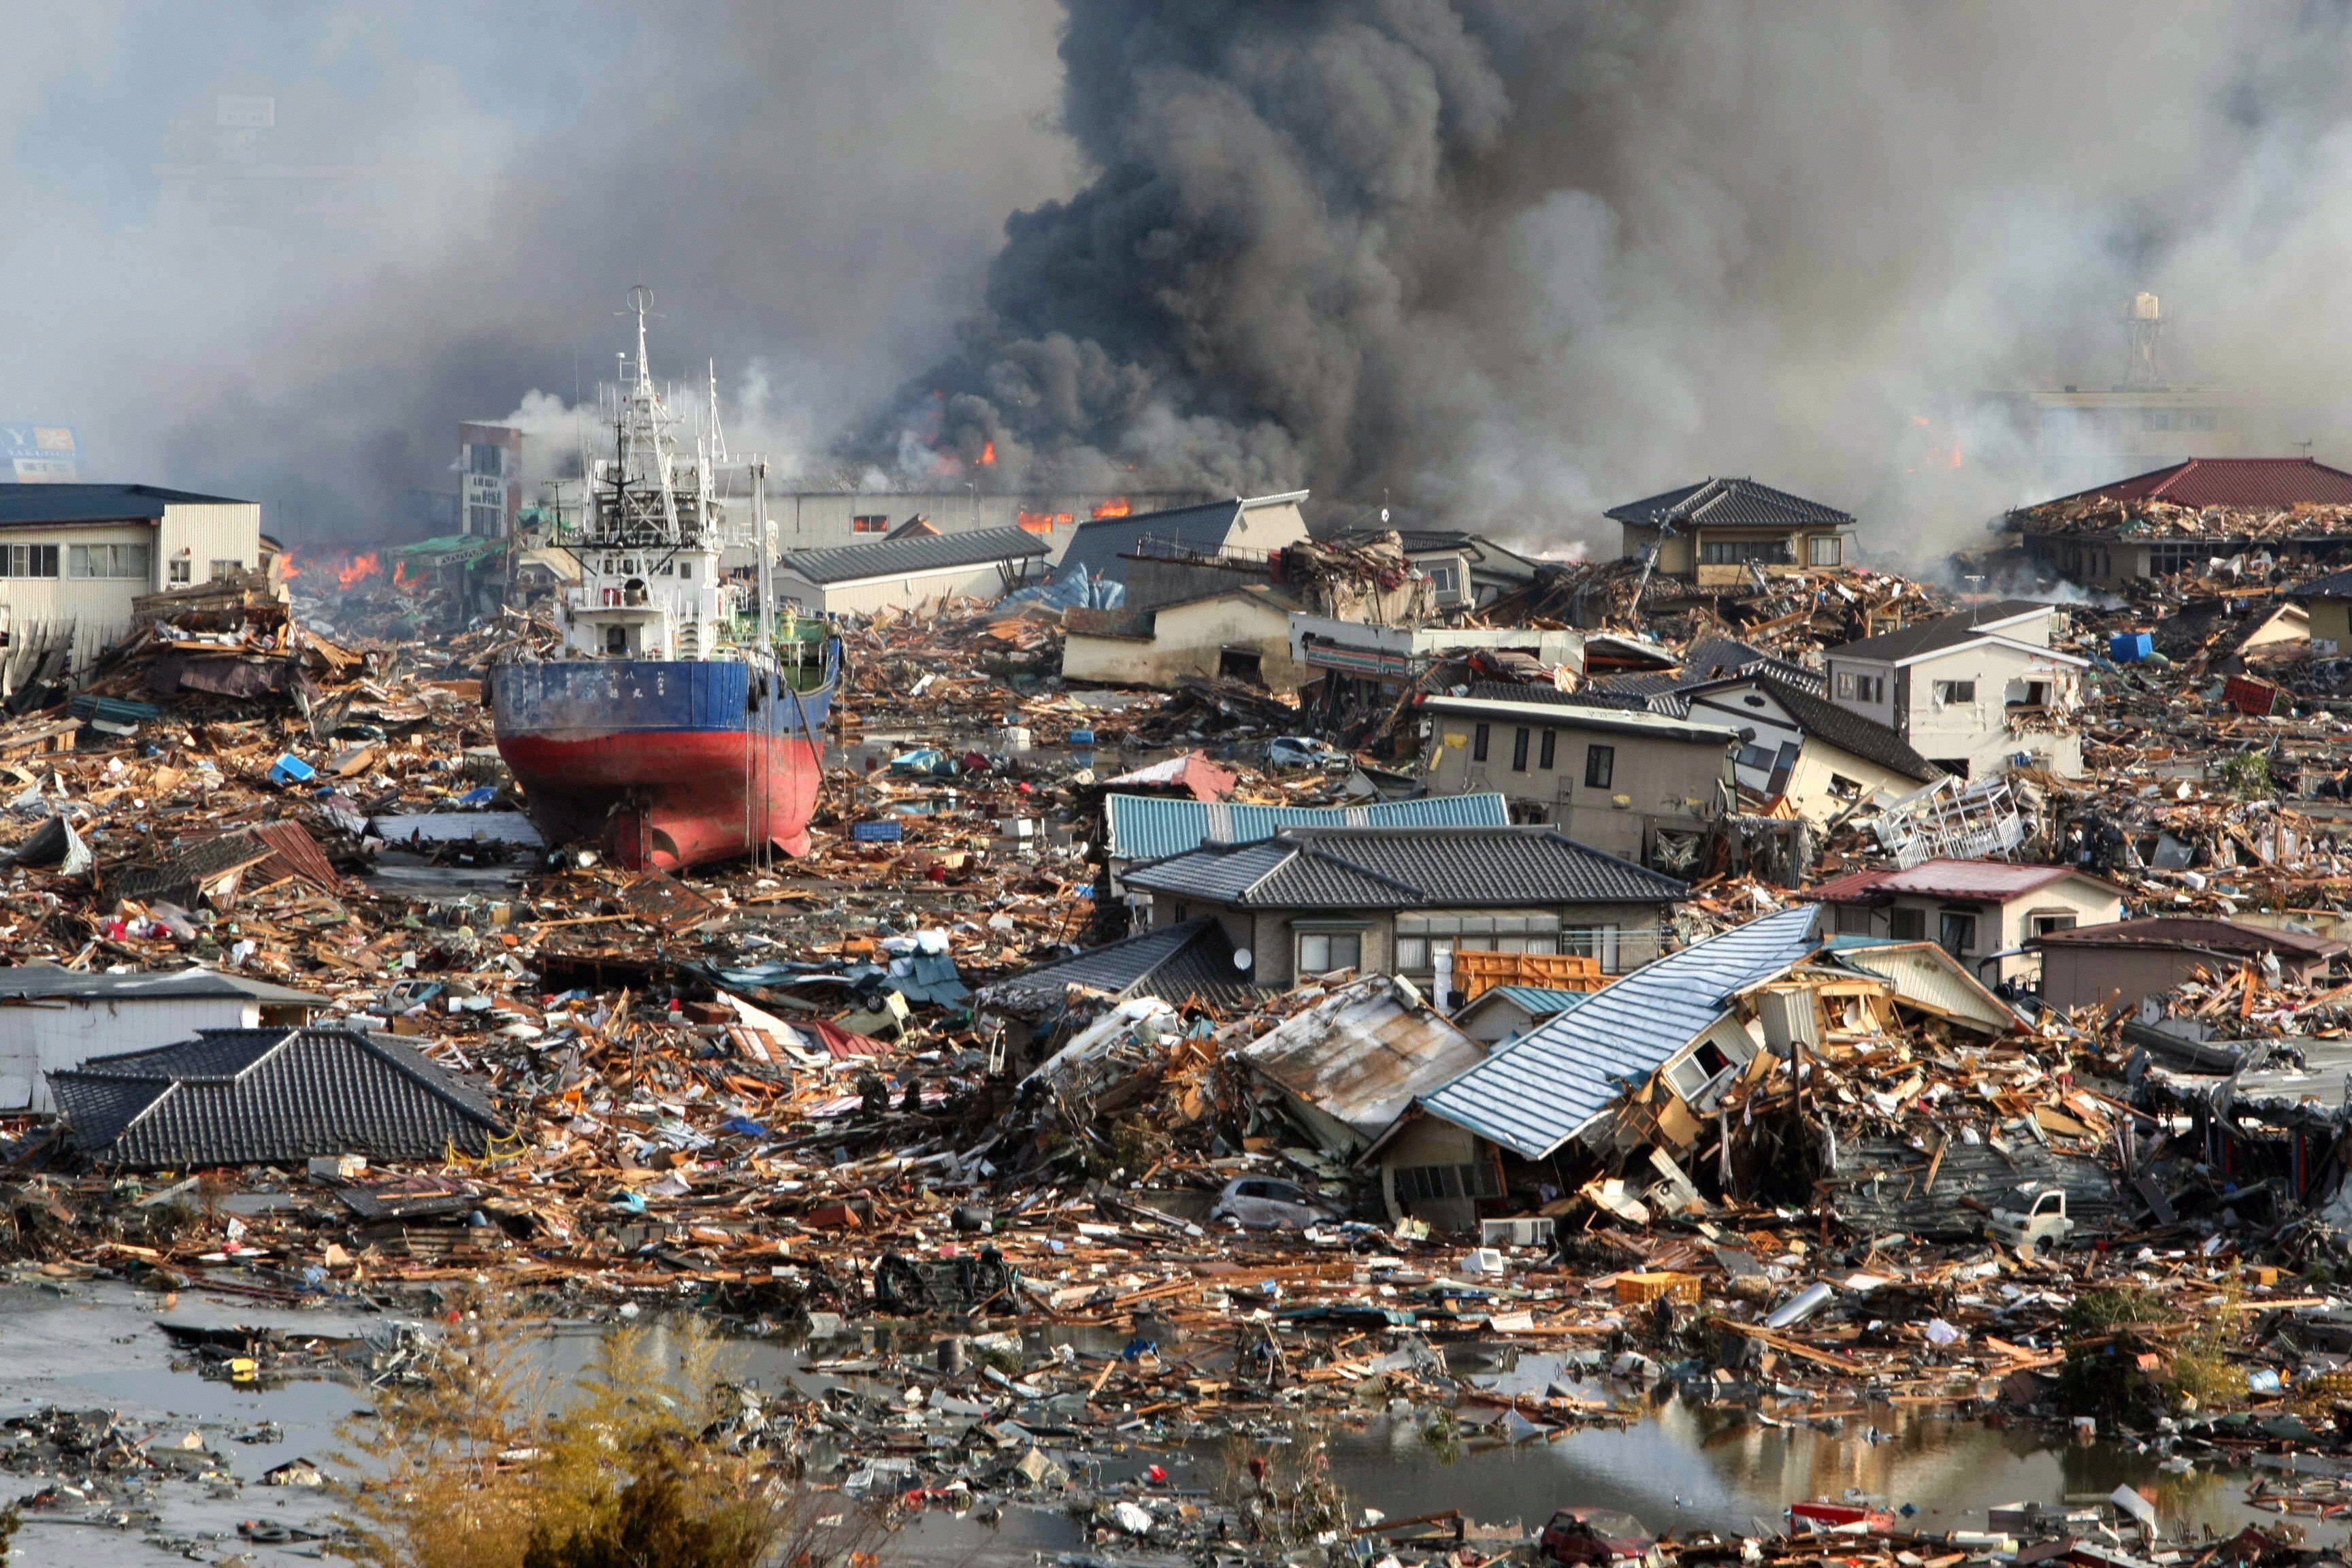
[12,3,2352,561]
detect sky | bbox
[10,2,2352,564]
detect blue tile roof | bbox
[1105,791,1510,863]
[1415,904,1823,1160]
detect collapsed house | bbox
[1234,973,1486,1159]
[2010,456,2352,589]
[1359,906,2027,1232]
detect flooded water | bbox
[0,1276,2328,1567]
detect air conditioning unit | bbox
[1480,1216,1555,1248]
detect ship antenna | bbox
[707,359,729,467]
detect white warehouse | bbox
[0,484,267,669]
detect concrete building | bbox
[2029,916,2345,1012]
[0,965,324,1112]
[1054,492,1311,595]
[1804,860,2126,984]
[458,423,523,538]
[774,527,1048,616]
[1820,601,2085,779]
[1607,477,1855,584]
[1122,823,1688,991]
[2012,458,2352,589]
[0,484,264,668]
[1416,689,1735,873]
[1062,583,1310,692]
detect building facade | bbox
[1821,602,2085,779]
[0,484,263,670]
[458,423,523,538]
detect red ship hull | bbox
[496,728,823,870]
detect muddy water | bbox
[0,1278,2328,1567]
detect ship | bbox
[489,289,839,871]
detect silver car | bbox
[1210,1177,1339,1230]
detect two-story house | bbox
[1608,477,1856,585]
[1416,688,1737,874]
[1820,602,2085,779]
[1803,859,2125,983]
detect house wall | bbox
[1373,1115,1487,1232]
[1618,524,1844,578]
[1780,743,1921,823]
[2310,600,2352,653]
[1424,713,1729,865]
[1147,893,1667,988]
[0,499,263,670]
[774,558,1036,617]
[0,995,260,1111]
[1901,643,2082,779]
[1846,879,2124,982]
[2040,943,2330,1010]
[1062,594,1311,693]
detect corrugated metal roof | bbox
[1826,941,2016,1034]
[779,527,1047,586]
[2032,457,2352,511]
[0,483,247,525]
[1123,825,1688,910]
[1605,478,1855,531]
[1241,976,1487,1151]
[1484,986,1594,1015]
[1416,904,1823,1160]
[1104,790,1509,862]
[1056,499,1244,587]
[0,965,321,1005]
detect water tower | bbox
[2125,291,2165,386]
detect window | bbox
[1393,1161,1501,1203]
[1511,727,1531,772]
[470,442,504,476]
[1933,680,1976,706]
[679,561,691,581]
[1938,911,1978,957]
[69,542,150,578]
[1853,673,1884,704]
[1,544,59,578]
[1296,930,1362,976]
[851,514,889,534]
[1835,671,1854,698]
[2031,913,2076,938]
[604,625,627,655]
[208,558,243,581]
[1809,534,1843,567]
[1699,538,1795,565]
[1472,723,1490,763]
[1737,742,1776,772]
[2008,679,2049,708]
[1428,564,1459,599]
[1888,907,1926,941]
[169,557,192,584]
[1397,913,1565,972]
[1539,728,1558,770]
[1827,774,1863,801]
[468,503,503,534]
[1584,744,1615,789]
[1560,924,1623,971]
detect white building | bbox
[1820,601,2085,780]
[0,966,325,1112]
[0,484,265,668]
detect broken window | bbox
[1295,930,1361,976]
[1938,910,1977,957]
[1511,727,1531,772]
[2007,679,2050,708]
[1393,1161,1501,1203]
[1933,679,1976,706]
[1827,774,1862,800]
[1836,671,1855,698]
[1888,907,1926,941]
[1584,744,1614,789]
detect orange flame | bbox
[273,553,299,582]
[979,440,997,467]
[337,552,382,589]
[1090,497,1132,519]
[393,559,419,589]
[1017,510,1074,534]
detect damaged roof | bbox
[1821,602,2055,664]
[1241,975,1487,1153]
[1807,858,2126,905]
[0,965,322,1006]
[1102,789,1508,864]
[1411,904,1824,1160]
[50,1024,507,1169]
[1605,478,1855,532]
[2028,915,2347,960]
[975,917,1267,1017]
[2029,457,2352,512]
[1123,824,1688,911]
[1683,672,1943,783]
[1056,491,1306,589]
[778,527,1048,586]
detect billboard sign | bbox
[1,425,78,483]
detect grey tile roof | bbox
[779,527,1047,586]
[1414,904,1823,1160]
[1123,825,1688,911]
[977,917,1267,1017]
[1605,478,1855,532]
[1823,601,2051,662]
[0,483,248,526]
[0,965,322,1006]
[1055,497,1263,588]
[51,1025,507,1169]
[1686,673,1942,783]
[1103,791,1511,863]
[2295,569,2352,600]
